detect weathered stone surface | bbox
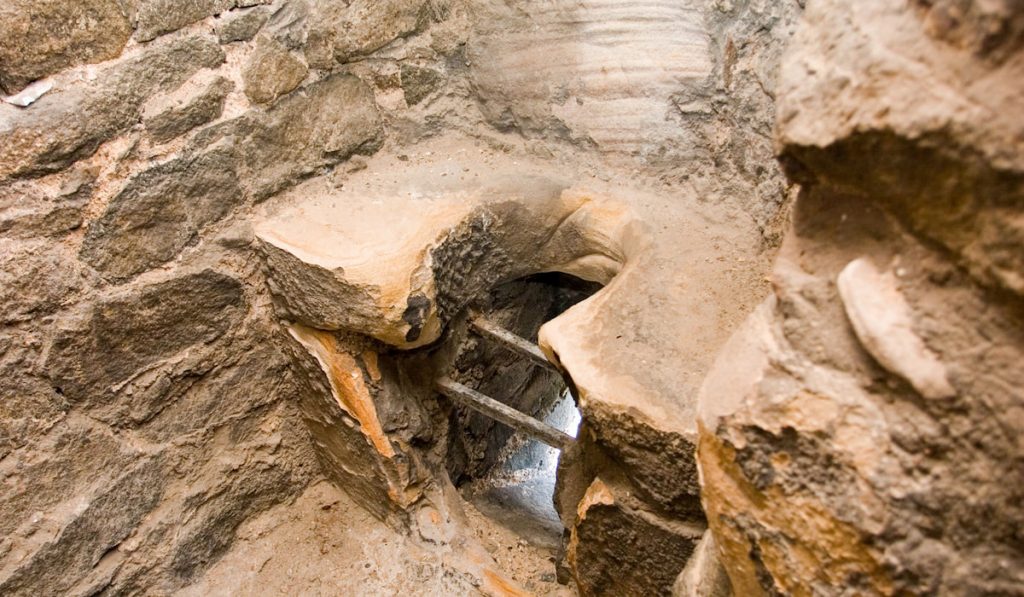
[0,35,224,180]
[217,6,270,43]
[134,0,232,42]
[468,0,714,154]
[0,456,165,596]
[0,171,93,238]
[567,477,703,597]
[167,458,302,582]
[242,35,308,105]
[80,147,243,281]
[0,377,67,461]
[583,407,703,519]
[0,0,132,94]
[240,73,382,198]
[776,0,1024,295]
[0,424,129,540]
[46,270,245,402]
[672,531,732,597]
[284,324,426,526]
[401,64,442,106]
[307,0,428,65]
[0,239,83,324]
[699,3,1024,593]
[143,73,234,143]
[138,344,290,442]
[837,257,955,400]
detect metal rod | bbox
[468,314,560,373]
[435,377,574,450]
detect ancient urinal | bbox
[254,154,714,595]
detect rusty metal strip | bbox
[468,314,560,373]
[435,377,574,450]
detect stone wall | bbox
[0,0,469,593]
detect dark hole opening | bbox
[442,272,602,549]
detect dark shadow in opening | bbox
[446,272,602,548]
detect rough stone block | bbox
[0,0,132,94]
[307,0,428,65]
[240,73,383,198]
[0,35,224,180]
[217,6,270,43]
[0,239,83,324]
[134,0,233,42]
[143,73,234,143]
[568,477,704,597]
[585,407,704,520]
[0,425,130,538]
[168,460,300,582]
[0,171,93,239]
[80,147,243,281]
[401,64,442,106]
[45,270,245,403]
[242,35,308,105]
[0,456,165,596]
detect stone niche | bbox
[255,160,714,595]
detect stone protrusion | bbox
[698,1,1024,593]
[837,257,955,400]
[567,477,704,597]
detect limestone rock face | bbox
[0,0,132,94]
[468,0,713,156]
[775,0,1024,295]
[698,1,1024,594]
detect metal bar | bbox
[435,377,574,450]
[469,314,559,373]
